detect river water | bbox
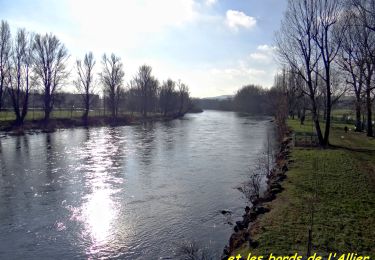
[0,111,273,259]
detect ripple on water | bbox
[0,111,275,259]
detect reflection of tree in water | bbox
[1,135,41,232]
[175,241,216,260]
[42,133,65,206]
[45,133,54,182]
[160,120,176,151]
[103,127,127,179]
[135,122,156,166]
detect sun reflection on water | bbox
[72,128,127,257]
[84,188,115,243]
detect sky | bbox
[0,0,287,98]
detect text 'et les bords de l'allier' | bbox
[228,253,371,260]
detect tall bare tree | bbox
[134,64,159,117]
[0,20,11,111]
[74,52,96,123]
[312,0,343,144]
[350,0,375,136]
[177,80,190,116]
[33,33,69,122]
[159,79,176,116]
[351,0,375,32]
[336,10,366,131]
[276,0,343,146]
[7,29,33,125]
[359,29,375,137]
[276,0,324,144]
[100,53,124,118]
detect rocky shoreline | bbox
[222,130,293,259]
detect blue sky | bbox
[0,0,287,97]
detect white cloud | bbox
[225,10,256,31]
[205,0,217,6]
[202,45,279,96]
[249,44,277,63]
[208,63,268,86]
[66,0,199,52]
[249,52,269,62]
[257,44,277,52]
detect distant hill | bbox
[192,95,234,111]
[201,95,234,100]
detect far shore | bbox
[0,112,198,136]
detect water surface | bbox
[0,111,272,259]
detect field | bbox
[236,117,375,257]
[0,109,172,132]
[0,109,132,122]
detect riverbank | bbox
[231,119,375,258]
[223,124,292,258]
[0,113,183,136]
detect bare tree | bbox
[33,33,69,122]
[7,29,33,125]
[312,0,343,144]
[347,0,375,136]
[360,30,375,137]
[125,79,140,115]
[74,52,96,123]
[0,20,11,111]
[276,0,343,146]
[177,80,190,116]
[270,76,289,140]
[336,10,366,131]
[100,53,124,119]
[133,64,159,117]
[159,79,177,116]
[351,0,375,32]
[276,0,323,143]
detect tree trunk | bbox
[0,73,5,111]
[111,106,116,119]
[323,96,331,146]
[0,87,3,111]
[44,109,51,122]
[109,92,116,119]
[322,64,332,147]
[366,88,373,137]
[311,101,324,146]
[44,86,51,122]
[14,107,22,126]
[20,85,30,124]
[83,94,89,123]
[355,96,362,132]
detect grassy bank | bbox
[0,109,148,121]
[0,110,181,134]
[236,119,375,257]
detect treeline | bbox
[0,92,101,111]
[275,0,375,146]
[0,20,191,126]
[193,84,282,115]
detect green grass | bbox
[236,119,375,258]
[0,110,95,121]
[331,108,354,117]
[0,109,144,122]
[289,118,375,150]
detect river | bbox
[0,110,273,259]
